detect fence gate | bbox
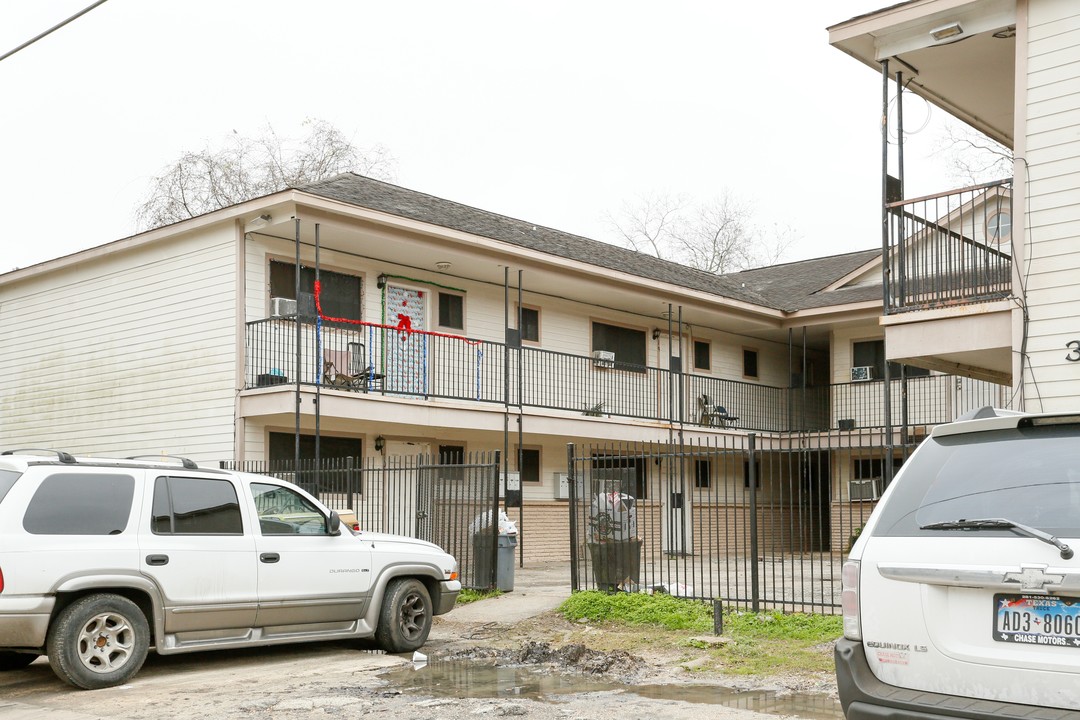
[568,431,919,613]
[222,450,502,590]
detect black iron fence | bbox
[567,432,920,613]
[221,451,504,590]
[886,179,1013,313]
[246,318,1007,433]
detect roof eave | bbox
[293,192,791,322]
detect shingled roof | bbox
[299,173,881,313]
[729,250,883,310]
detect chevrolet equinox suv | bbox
[837,409,1080,719]
[0,451,460,689]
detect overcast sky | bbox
[1,1,962,274]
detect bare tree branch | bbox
[606,191,795,273]
[935,120,1013,186]
[604,192,686,259]
[135,119,397,230]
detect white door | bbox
[138,474,258,633]
[249,481,372,627]
[384,285,428,396]
[383,441,430,537]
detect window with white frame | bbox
[438,292,464,330]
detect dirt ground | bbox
[0,571,841,720]
[427,602,840,697]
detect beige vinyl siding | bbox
[1024,0,1080,409]
[0,228,238,460]
[245,236,794,384]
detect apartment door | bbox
[383,440,430,537]
[384,284,428,396]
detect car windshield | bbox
[877,424,1080,537]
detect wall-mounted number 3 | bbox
[1067,341,1080,362]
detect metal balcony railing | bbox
[886,179,1012,314]
[245,318,1008,432]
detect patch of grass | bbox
[456,588,503,605]
[557,591,842,676]
[718,610,842,675]
[560,590,713,631]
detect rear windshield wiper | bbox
[920,518,1074,560]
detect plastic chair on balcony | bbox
[698,395,738,428]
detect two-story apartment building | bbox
[829,0,1080,411]
[0,172,1007,590]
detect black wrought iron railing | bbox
[886,179,1013,313]
[245,318,1007,432]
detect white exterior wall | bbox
[244,235,795,374]
[0,226,238,460]
[1023,0,1080,409]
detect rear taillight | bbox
[0,566,4,593]
[841,560,861,640]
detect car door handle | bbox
[145,554,169,566]
[260,553,280,564]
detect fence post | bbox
[748,432,760,613]
[346,456,356,511]
[567,443,578,592]
[489,450,501,590]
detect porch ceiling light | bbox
[246,213,272,231]
[929,22,963,41]
[435,261,452,271]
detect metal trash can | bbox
[473,531,517,592]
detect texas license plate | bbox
[994,594,1080,648]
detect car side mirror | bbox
[326,510,342,537]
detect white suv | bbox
[838,409,1080,719]
[0,451,460,689]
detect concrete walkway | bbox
[447,562,572,624]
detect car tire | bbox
[46,594,150,690]
[0,651,39,671]
[375,578,432,653]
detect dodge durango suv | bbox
[0,450,460,689]
[837,409,1080,719]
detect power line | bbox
[0,0,110,65]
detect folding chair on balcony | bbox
[347,341,383,391]
[698,394,738,428]
[323,349,363,391]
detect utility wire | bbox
[0,0,109,65]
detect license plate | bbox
[994,594,1080,648]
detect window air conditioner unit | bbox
[851,366,873,382]
[592,350,615,368]
[270,297,297,318]
[848,478,882,501]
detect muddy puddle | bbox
[381,660,843,719]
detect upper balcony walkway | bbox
[245,318,1007,434]
[885,179,1012,314]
